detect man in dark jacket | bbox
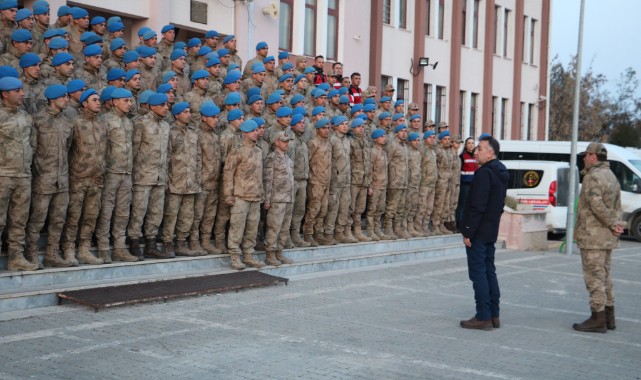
[460,136,508,330]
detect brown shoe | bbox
[492,317,501,328]
[573,310,607,333]
[460,317,493,330]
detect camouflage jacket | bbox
[223,139,263,202]
[435,144,452,181]
[184,87,207,124]
[199,122,222,191]
[243,55,264,79]
[257,138,270,162]
[139,64,159,92]
[263,150,294,204]
[0,102,35,178]
[219,125,242,164]
[101,109,134,174]
[307,133,332,187]
[420,145,438,187]
[132,111,170,186]
[386,137,409,189]
[75,65,107,91]
[407,145,422,189]
[167,121,202,194]
[292,130,309,181]
[350,134,371,187]
[20,75,46,116]
[68,108,107,184]
[329,132,351,188]
[450,148,461,185]
[369,144,388,190]
[31,107,73,193]
[576,161,623,250]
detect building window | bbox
[501,98,508,139]
[279,0,293,51]
[304,0,317,56]
[530,19,537,64]
[461,0,467,45]
[383,0,391,24]
[491,96,498,135]
[522,16,528,62]
[493,5,500,54]
[528,103,535,139]
[399,0,407,29]
[520,102,527,138]
[503,9,511,57]
[472,0,479,48]
[470,93,478,137]
[425,0,431,36]
[459,91,466,137]
[381,75,391,92]
[435,85,446,124]
[397,78,409,103]
[327,0,339,60]
[438,0,445,40]
[423,84,433,121]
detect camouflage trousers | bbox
[27,191,69,249]
[95,173,132,250]
[432,177,451,225]
[214,186,232,243]
[324,185,351,234]
[448,181,460,223]
[162,193,195,242]
[417,184,436,226]
[290,179,307,234]
[62,178,102,249]
[385,188,406,222]
[349,185,368,228]
[0,177,31,254]
[580,249,614,311]
[191,188,219,242]
[367,188,387,222]
[405,186,419,222]
[303,183,329,236]
[127,184,165,240]
[227,198,260,255]
[265,202,293,251]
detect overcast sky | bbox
[551,0,641,97]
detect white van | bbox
[498,140,641,241]
[503,160,577,234]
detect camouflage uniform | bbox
[184,86,207,124]
[213,123,242,250]
[263,147,295,252]
[324,131,352,242]
[20,74,46,115]
[290,127,310,245]
[432,143,452,234]
[385,135,409,238]
[367,142,388,239]
[303,132,332,239]
[405,142,423,236]
[447,147,461,228]
[75,65,106,91]
[417,143,438,234]
[349,133,372,241]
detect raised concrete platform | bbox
[0,234,464,313]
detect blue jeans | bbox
[466,239,500,320]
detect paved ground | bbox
[0,240,639,380]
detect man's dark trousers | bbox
[466,239,500,320]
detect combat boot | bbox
[77,244,104,265]
[25,243,43,269]
[230,254,246,270]
[284,237,294,249]
[416,220,430,237]
[214,234,228,254]
[189,238,207,256]
[304,234,319,247]
[242,252,265,268]
[343,228,359,243]
[7,249,39,271]
[431,222,442,235]
[146,238,171,259]
[334,231,350,244]
[264,251,281,266]
[353,224,372,242]
[201,237,223,254]
[43,245,72,268]
[314,231,329,245]
[290,231,311,247]
[175,240,198,256]
[384,220,397,240]
[366,226,380,241]
[573,309,607,333]
[394,221,410,239]
[113,248,139,262]
[605,306,616,330]
[275,250,293,264]
[129,239,144,261]
[440,222,453,235]
[324,233,337,245]
[62,246,79,267]
[162,241,175,258]
[255,239,266,251]
[407,220,422,237]
[99,250,112,264]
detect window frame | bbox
[279,0,294,52]
[327,0,339,60]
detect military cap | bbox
[161,24,175,33]
[224,92,241,105]
[263,55,275,64]
[363,104,376,112]
[217,48,230,57]
[0,0,18,10]
[223,70,242,84]
[409,114,421,121]
[312,106,325,116]
[70,7,89,19]
[332,115,348,126]
[0,77,21,91]
[90,16,106,25]
[408,132,420,141]
[223,35,235,44]
[170,49,187,61]
[83,44,101,57]
[51,52,73,67]
[392,113,404,122]
[125,69,140,82]
[256,41,268,50]
[317,83,330,91]
[580,142,608,157]
[378,112,391,120]
[438,121,449,128]
[290,94,305,105]
[108,21,125,33]
[275,130,293,142]
[438,130,451,139]
[394,99,404,107]
[79,88,98,103]
[99,86,115,102]
[425,119,436,127]
[157,83,173,94]
[205,30,219,38]
[187,38,201,48]
[171,102,189,116]
[265,92,282,105]
[191,69,209,83]
[16,8,32,22]
[294,74,306,84]
[327,70,338,78]
[384,83,395,92]
[290,113,304,126]
[281,62,293,70]
[197,46,212,57]
[206,56,221,67]
[276,107,293,118]
[252,64,265,74]
[253,117,266,126]
[423,130,436,139]
[57,5,71,16]
[247,95,263,105]
[351,118,365,128]
[315,118,330,129]
[339,95,350,104]
[161,71,176,84]
[110,38,126,51]
[139,46,156,58]
[380,96,391,103]
[66,79,86,93]
[148,93,168,106]
[328,89,339,98]
[19,53,41,69]
[408,102,420,111]
[394,124,407,133]
[372,129,386,139]
[363,98,376,105]
[110,88,132,99]
[138,90,155,104]
[478,132,491,139]
[293,106,307,116]
[200,102,220,117]
[351,104,364,113]
[11,29,32,42]
[278,51,289,60]
[123,51,140,64]
[278,73,293,83]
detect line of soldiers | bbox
[0,1,463,272]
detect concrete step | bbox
[0,234,464,312]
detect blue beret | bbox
[51,52,73,67]
[45,84,67,100]
[107,16,121,26]
[33,4,49,15]
[256,41,267,50]
[83,44,102,57]
[357,113,368,120]
[123,51,140,64]
[148,93,168,106]
[423,130,436,139]
[293,106,307,116]
[137,27,151,37]
[394,99,404,107]
[394,124,407,133]
[328,89,339,98]
[223,70,242,85]
[188,37,201,48]
[266,92,282,105]
[0,0,18,10]
[408,132,420,141]
[392,113,404,121]
[223,35,234,44]
[83,34,103,46]
[142,30,157,41]
[90,16,106,25]
[246,87,261,99]
[227,108,243,121]
[70,7,89,19]
[351,104,364,113]
[16,8,32,22]
[478,132,491,139]
[107,67,125,81]
[48,37,68,50]
[315,118,330,129]
[303,67,315,74]
[200,102,220,117]
[278,51,289,60]
[224,92,241,105]
[100,86,115,102]
[57,5,71,16]
[197,46,212,56]
[108,21,125,33]
[161,24,175,33]
[240,119,257,133]
[339,87,349,95]
[43,29,62,39]
[247,95,263,105]
[170,49,186,61]
[351,118,365,128]
[0,77,22,91]
[110,38,126,51]
[125,69,140,82]
[409,114,421,121]
[290,94,305,105]
[138,90,155,104]
[228,63,240,72]
[332,115,348,126]
[312,106,325,116]
[281,62,293,70]
[439,130,451,139]
[380,96,392,104]
[378,112,391,120]
[11,29,32,42]
[171,102,190,116]
[339,95,350,104]
[371,129,386,139]
[294,74,306,84]
[253,117,266,126]
[191,70,209,82]
[206,56,221,67]
[205,30,219,38]
[290,113,304,126]
[263,55,275,63]
[276,107,292,118]
[217,48,230,57]
[317,83,330,91]
[66,79,86,93]
[110,88,132,99]
[273,89,285,96]
[139,46,156,58]
[79,88,98,104]
[161,71,176,84]
[363,98,376,105]
[157,83,173,94]
[19,53,41,69]
[278,73,293,83]
[312,89,327,99]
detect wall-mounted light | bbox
[411,57,438,77]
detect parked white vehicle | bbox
[498,140,641,241]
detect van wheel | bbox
[632,216,641,242]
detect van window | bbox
[631,159,641,172]
[500,151,570,163]
[610,161,640,193]
[507,169,545,189]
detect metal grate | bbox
[58,271,288,312]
